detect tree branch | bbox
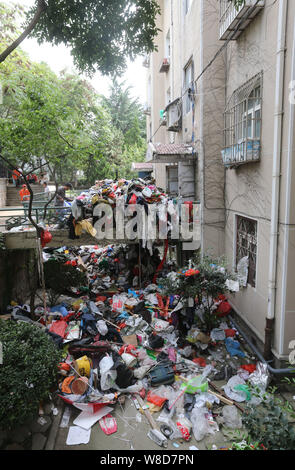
[0,0,47,64]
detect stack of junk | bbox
[4,178,271,449]
[6,237,271,450]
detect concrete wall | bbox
[0,178,7,208]
[0,249,38,313]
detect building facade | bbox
[145,0,295,362]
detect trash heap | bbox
[67,177,178,239]
[7,245,271,450]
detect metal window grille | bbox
[222,73,262,167]
[236,215,257,287]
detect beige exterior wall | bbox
[146,0,295,359]
[224,0,295,359]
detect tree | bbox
[0,0,161,76]
[102,79,147,179]
[103,79,146,146]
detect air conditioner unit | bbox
[159,58,170,73]
[166,98,182,132]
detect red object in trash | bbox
[225,329,236,337]
[49,320,68,338]
[184,201,193,223]
[193,357,207,367]
[40,229,52,248]
[216,301,232,317]
[96,296,107,302]
[240,364,256,374]
[129,194,137,204]
[118,344,137,356]
[58,362,71,372]
[146,391,167,408]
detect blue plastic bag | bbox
[225,337,245,358]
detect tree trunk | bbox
[0,0,47,64]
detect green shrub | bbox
[242,386,295,450]
[0,320,63,429]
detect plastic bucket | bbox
[71,377,89,395]
[74,356,92,378]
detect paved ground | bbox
[52,380,233,452]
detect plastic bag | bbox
[147,390,167,408]
[112,294,127,313]
[99,355,117,391]
[176,415,192,441]
[222,405,243,429]
[97,320,108,336]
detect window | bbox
[167,166,178,195]
[223,73,262,167]
[184,61,194,114]
[236,216,257,288]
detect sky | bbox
[4,0,147,103]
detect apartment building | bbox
[145,0,295,363]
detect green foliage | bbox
[0,319,62,429]
[242,385,295,450]
[0,4,147,187]
[160,253,235,331]
[24,0,161,76]
[44,258,88,294]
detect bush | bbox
[242,386,295,450]
[0,320,63,429]
[160,253,235,332]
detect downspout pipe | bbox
[265,0,288,360]
[229,315,295,375]
[279,13,295,356]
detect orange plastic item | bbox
[61,376,75,394]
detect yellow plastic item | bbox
[74,356,92,378]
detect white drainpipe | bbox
[266,0,288,354]
[199,0,204,257]
[279,13,295,356]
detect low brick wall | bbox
[0,178,7,208]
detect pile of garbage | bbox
[6,243,271,449]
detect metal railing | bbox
[219,0,265,40]
[0,205,72,230]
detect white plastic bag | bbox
[99,355,117,391]
[191,406,216,442]
[97,320,108,336]
[112,294,127,313]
